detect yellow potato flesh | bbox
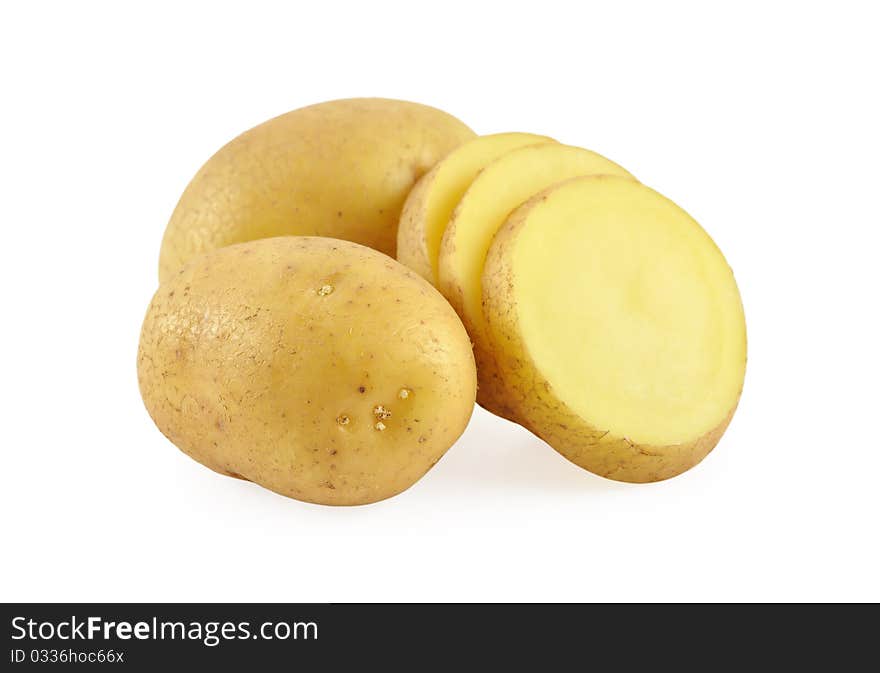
[397,132,554,283]
[516,177,744,443]
[437,143,634,415]
[483,176,746,481]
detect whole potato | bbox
[158,98,474,282]
[138,237,477,505]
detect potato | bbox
[158,98,474,282]
[436,143,634,418]
[397,132,553,283]
[482,176,746,482]
[138,237,477,505]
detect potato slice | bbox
[437,143,634,417]
[483,176,746,482]
[397,132,554,282]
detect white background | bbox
[2,1,878,602]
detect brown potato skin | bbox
[482,191,741,483]
[139,237,477,505]
[445,270,521,423]
[158,98,474,282]
[435,247,522,422]
[396,167,439,283]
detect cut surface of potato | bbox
[437,143,634,416]
[397,132,554,282]
[482,176,746,482]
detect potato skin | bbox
[482,193,740,483]
[442,269,521,423]
[396,167,439,282]
[158,98,474,282]
[139,237,476,505]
